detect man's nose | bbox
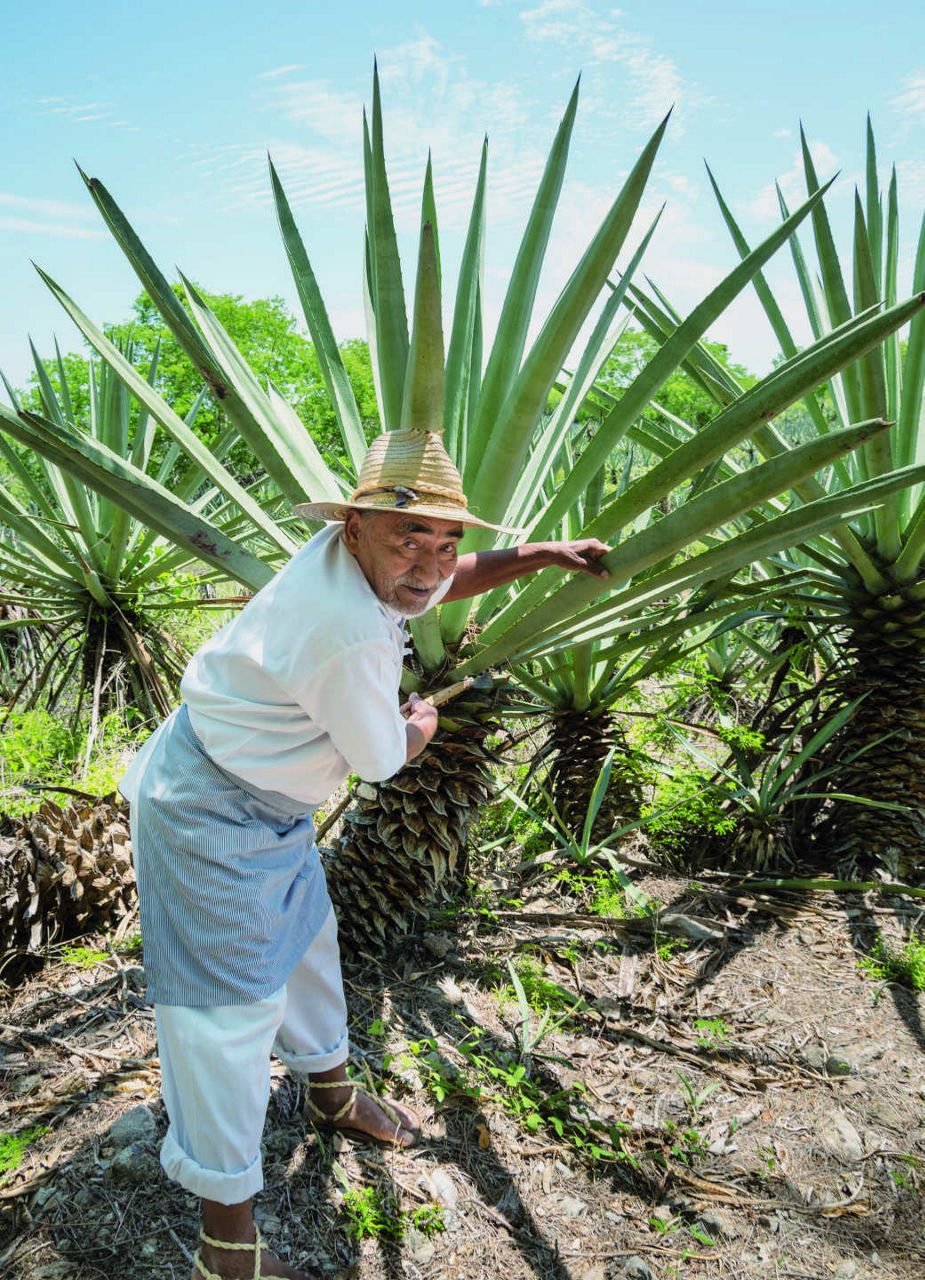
[412,546,440,583]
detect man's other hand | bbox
[403,692,439,761]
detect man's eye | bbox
[440,544,457,554]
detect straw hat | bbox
[294,428,521,534]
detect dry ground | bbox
[2,874,925,1280]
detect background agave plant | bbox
[2,78,924,948]
[0,341,266,726]
[624,119,925,873]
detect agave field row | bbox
[0,73,923,945]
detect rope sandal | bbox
[193,1226,267,1280]
[304,1079,420,1148]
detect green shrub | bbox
[0,710,81,815]
[860,935,925,993]
[0,1126,49,1179]
[640,768,735,859]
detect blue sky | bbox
[2,0,923,393]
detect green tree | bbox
[21,291,380,477]
[596,328,753,429]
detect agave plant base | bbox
[544,710,642,844]
[822,639,925,877]
[0,798,136,975]
[728,821,796,873]
[321,723,496,952]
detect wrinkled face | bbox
[342,510,464,615]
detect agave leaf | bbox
[269,157,368,475]
[465,79,580,472]
[528,177,837,545]
[77,166,296,455]
[895,210,925,534]
[35,264,301,557]
[500,291,925,637]
[471,111,671,533]
[179,273,346,511]
[455,464,925,677]
[0,406,274,590]
[443,140,487,460]
[399,221,444,435]
[502,209,664,539]
[365,63,409,432]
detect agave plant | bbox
[0,341,279,725]
[3,77,924,946]
[624,119,925,872]
[669,695,907,871]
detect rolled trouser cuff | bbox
[274,1027,349,1075]
[160,1129,264,1204]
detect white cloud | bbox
[213,34,543,230]
[38,95,139,130]
[0,193,104,241]
[262,79,365,148]
[0,217,104,241]
[0,193,96,222]
[891,70,925,119]
[260,64,304,79]
[774,128,792,139]
[741,139,840,224]
[519,0,692,130]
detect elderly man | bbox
[123,426,609,1280]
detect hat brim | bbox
[293,498,523,536]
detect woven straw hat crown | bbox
[294,428,519,533]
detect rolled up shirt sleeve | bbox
[295,639,408,783]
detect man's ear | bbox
[342,509,362,552]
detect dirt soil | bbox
[2,874,925,1280]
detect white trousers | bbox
[155,908,348,1205]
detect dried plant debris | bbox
[2,878,925,1278]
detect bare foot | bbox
[191,1240,320,1280]
[308,1082,420,1147]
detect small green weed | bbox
[62,933,143,968]
[662,1120,708,1166]
[654,935,690,961]
[694,1017,730,1048]
[639,767,736,859]
[392,1030,641,1171]
[409,1203,445,1236]
[0,1126,49,1179]
[339,1185,445,1242]
[473,784,549,863]
[115,933,143,959]
[62,945,110,969]
[502,955,579,1016]
[388,1038,477,1106]
[860,934,925,993]
[554,867,653,920]
[675,1072,719,1124]
[689,1223,717,1247]
[341,1186,400,1241]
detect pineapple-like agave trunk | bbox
[321,704,499,952]
[820,621,925,877]
[728,819,796,873]
[0,798,136,971]
[544,710,642,843]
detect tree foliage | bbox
[20,289,380,478]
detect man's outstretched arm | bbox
[441,539,612,603]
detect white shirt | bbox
[175,524,452,805]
